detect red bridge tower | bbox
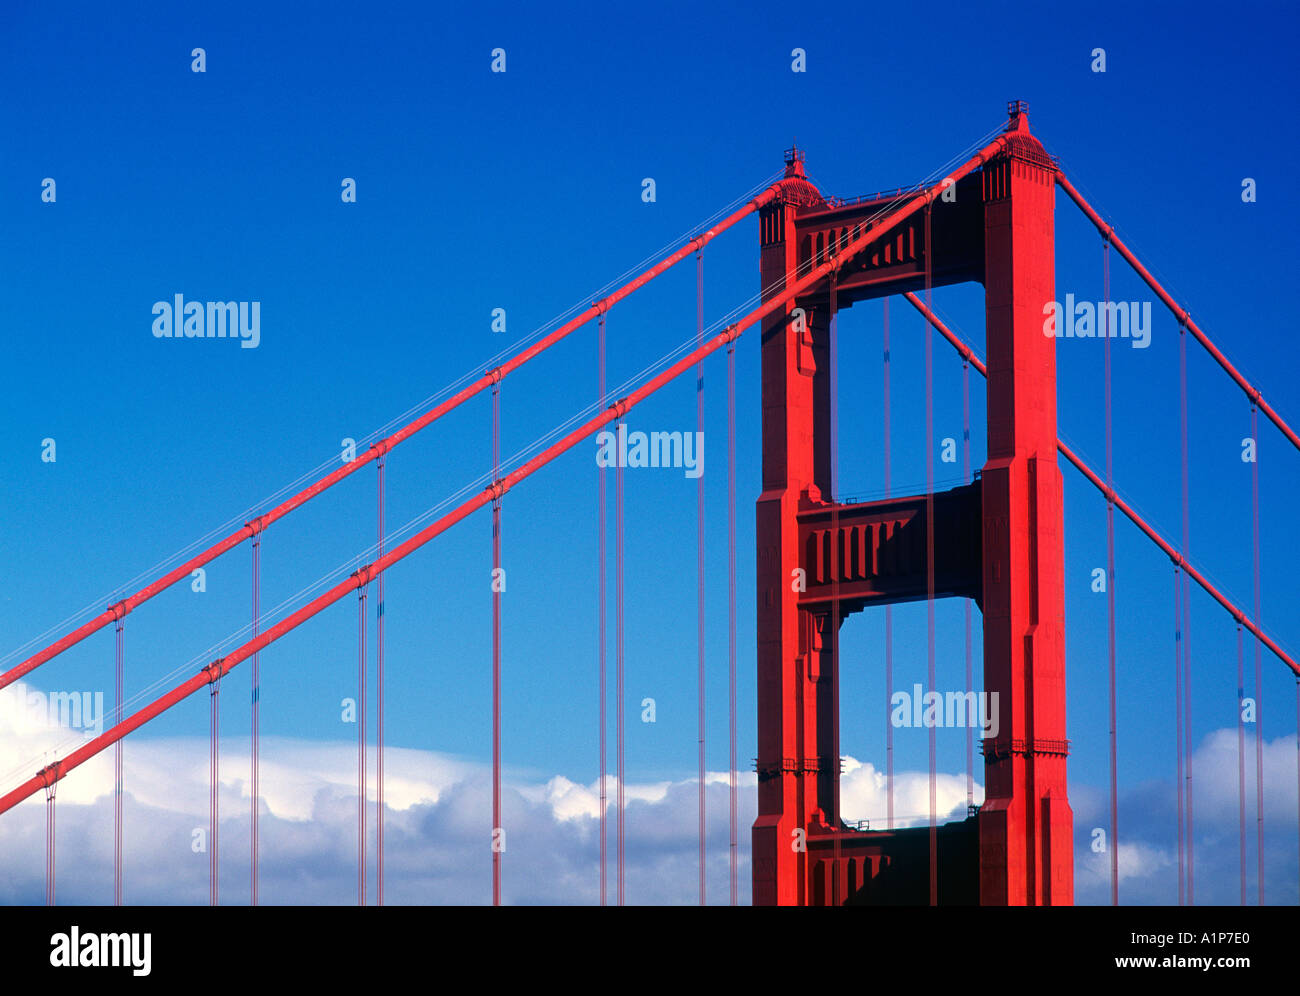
[752,103,1073,905]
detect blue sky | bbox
[1,0,1298,904]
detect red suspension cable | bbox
[492,382,502,907]
[904,290,1295,670]
[902,290,1300,906]
[727,337,738,907]
[597,312,607,907]
[695,249,706,906]
[1104,237,1119,906]
[2,188,781,697]
[0,135,1022,827]
[1055,171,1300,455]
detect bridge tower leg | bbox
[751,149,834,906]
[977,107,1073,905]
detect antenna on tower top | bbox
[783,142,806,178]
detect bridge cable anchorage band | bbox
[610,397,631,419]
[352,564,375,589]
[204,659,224,686]
[486,365,504,386]
[723,323,741,344]
[368,440,391,458]
[489,480,508,503]
[246,515,267,537]
[40,761,62,791]
[592,299,609,317]
[108,600,128,622]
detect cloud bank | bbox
[1,698,1295,904]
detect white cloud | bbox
[0,700,984,905]
[1071,726,1300,905]
[8,683,1287,905]
[839,755,983,829]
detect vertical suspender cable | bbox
[1184,579,1194,906]
[883,298,894,830]
[1104,238,1119,906]
[1175,567,1185,904]
[376,455,385,906]
[209,671,221,905]
[251,529,261,906]
[1251,401,1263,904]
[598,312,608,906]
[1179,320,1194,904]
[45,772,57,906]
[728,332,738,906]
[1237,622,1247,905]
[114,616,123,906]
[925,204,938,906]
[695,249,706,906]
[963,356,973,813]
[357,583,367,906]
[830,266,842,901]
[492,380,502,907]
[616,412,626,906]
